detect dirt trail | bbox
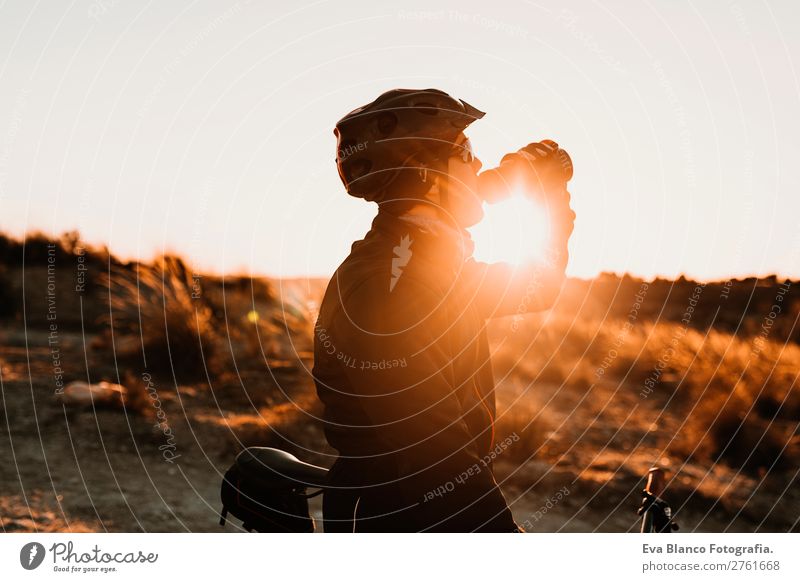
[1,328,795,532]
[1,330,238,532]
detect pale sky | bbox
[0,0,798,280]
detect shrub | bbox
[101,256,216,379]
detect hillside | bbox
[1,232,798,532]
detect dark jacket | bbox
[313,206,572,532]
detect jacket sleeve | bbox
[332,276,518,531]
[462,187,575,319]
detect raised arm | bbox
[464,187,575,319]
[466,140,576,318]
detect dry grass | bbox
[101,255,217,379]
[491,309,800,474]
[3,230,797,479]
[1,494,98,532]
[205,276,314,366]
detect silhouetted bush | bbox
[101,255,217,380]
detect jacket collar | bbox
[369,209,475,265]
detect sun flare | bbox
[469,193,551,266]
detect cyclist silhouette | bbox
[313,88,575,532]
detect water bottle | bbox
[477,139,573,203]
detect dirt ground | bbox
[1,327,797,533]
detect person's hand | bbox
[517,139,573,188]
[515,140,575,241]
[477,139,573,203]
[547,188,576,241]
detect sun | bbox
[469,192,551,266]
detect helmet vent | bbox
[339,138,358,153]
[376,111,398,136]
[348,158,372,179]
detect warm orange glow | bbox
[470,191,551,266]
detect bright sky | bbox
[1,0,798,280]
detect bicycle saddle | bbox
[235,447,328,489]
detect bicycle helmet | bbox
[334,88,485,202]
